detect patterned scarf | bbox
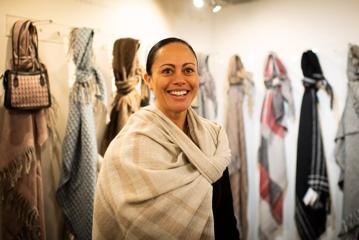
[197,53,218,119]
[100,38,148,155]
[335,44,359,240]
[225,54,254,239]
[258,53,294,240]
[295,50,332,240]
[93,105,231,239]
[56,27,106,240]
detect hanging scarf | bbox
[258,53,294,240]
[100,38,147,155]
[0,109,47,239]
[93,104,231,239]
[295,50,332,240]
[56,27,106,240]
[335,44,359,240]
[197,53,218,119]
[225,54,254,239]
[0,19,52,239]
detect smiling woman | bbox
[144,39,199,129]
[93,37,239,239]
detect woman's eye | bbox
[161,68,173,75]
[184,67,195,75]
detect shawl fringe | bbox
[0,147,34,189]
[0,147,42,239]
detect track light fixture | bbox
[212,3,222,12]
[193,0,204,8]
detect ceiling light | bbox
[193,0,204,8]
[212,4,222,13]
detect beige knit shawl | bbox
[93,105,231,239]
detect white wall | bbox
[210,0,359,239]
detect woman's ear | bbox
[144,73,153,90]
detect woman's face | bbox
[145,42,199,119]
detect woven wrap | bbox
[0,106,49,239]
[295,50,331,240]
[56,27,106,240]
[225,54,254,239]
[258,53,294,240]
[335,44,359,240]
[100,38,143,155]
[93,104,231,239]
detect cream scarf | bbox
[93,105,231,239]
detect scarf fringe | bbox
[339,208,359,238]
[0,147,42,239]
[0,147,35,190]
[3,189,42,239]
[70,80,98,104]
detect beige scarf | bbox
[225,54,254,239]
[93,105,231,239]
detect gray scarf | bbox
[335,44,359,240]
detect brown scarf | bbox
[0,105,47,239]
[100,38,147,155]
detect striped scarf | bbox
[56,27,106,239]
[295,50,332,240]
[258,53,294,240]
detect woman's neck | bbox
[167,111,187,130]
[156,104,187,130]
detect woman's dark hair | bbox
[146,37,197,76]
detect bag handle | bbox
[11,20,41,71]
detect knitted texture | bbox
[56,27,106,240]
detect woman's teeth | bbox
[169,90,188,96]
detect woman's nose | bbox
[173,71,186,85]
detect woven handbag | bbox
[3,69,51,110]
[2,20,51,110]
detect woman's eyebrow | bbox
[159,63,196,68]
[183,63,196,67]
[159,64,175,68]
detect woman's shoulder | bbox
[105,107,168,156]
